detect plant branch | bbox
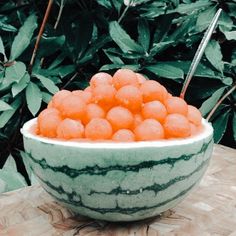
[61,72,79,89]
[118,0,133,23]
[54,0,65,30]
[206,83,236,121]
[29,0,54,74]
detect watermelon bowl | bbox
[21,118,213,222]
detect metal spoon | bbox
[180,8,222,99]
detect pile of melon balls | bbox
[36,69,202,142]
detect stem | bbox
[29,0,54,74]
[118,0,132,23]
[206,83,236,121]
[61,72,78,89]
[54,0,65,30]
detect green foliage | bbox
[0,0,235,190]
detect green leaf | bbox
[42,92,53,104]
[0,98,22,128]
[167,16,196,44]
[100,64,139,71]
[5,61,26,84]
[10,14,37,60]
[219,11,234,32]
[199,87,226,116]
[233,112,236,142]
[172,0,212,14]
[34,74,59,94]
[223,31,236,41]
[0,36,6,60]
[97,0,112,8]
[138,19,150,52]
[195,7,216,32]
[205,40,224,73]
[0,167,27,192]
[149,41,174,56]
[25,82,42,116]
[146,63,184,79]
[38,35,65,58]
[75,12,93,60]
[109,21,144,54]
[104,49,124,64]
[39,65,75,78]
[0,21,17,32]
[20,151,39,185]
[212,109,230,143]
[11,73,30,97]
[0,100,13,111]
[3,155,17,171]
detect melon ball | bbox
[134,119,164,141]
[51,90,71,109]
[187,105,202,126]
[85,118,113,140]
[165,96,188,116]
[112,129,135,142]
[92,84,116,109]
[116,85,142,112]
[90,72,113,88]
[106,106,134,131]
[38,108,62,138]
[72,90,92,104]
[113,69,139,89]
[163,114,191,138]
[142,101,167,123]
[140,80,167,103]
[58,95,86,120]
[83,103,105,124]
[57,119,84,139]
[136,73,146,85]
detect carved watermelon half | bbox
[21,118,213,222]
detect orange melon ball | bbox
[142,101,167,123]
[57,119,84,139]
[38,108,62,138]
[52,90,71,109]
[90,72,113,88]
[115,85,142,112]
[84,86,92,92]
[58,95,86,120]
[134,119,164,141]
[85,118,113,140]
[113,69,139,89]
[47,101,53,108]
[190,123,198,136]
[187,105,202,126]
[83,103,105,124]
[106,106,134,131]
[112,129,135,142]
[92,84,116,109]
[140,80,167,103]
[72,90,92,104]
[163,114,191,138]
[136,73,146,85]
[133,114,143,128]
[165,96,188,116]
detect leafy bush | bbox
[0,0,235,189]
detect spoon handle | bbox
[180,8,222,99]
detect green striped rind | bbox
[22,119,214,221]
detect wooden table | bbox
[0,144,236,236]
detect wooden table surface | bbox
[0,144,236,236]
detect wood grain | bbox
[0,144,235,236]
